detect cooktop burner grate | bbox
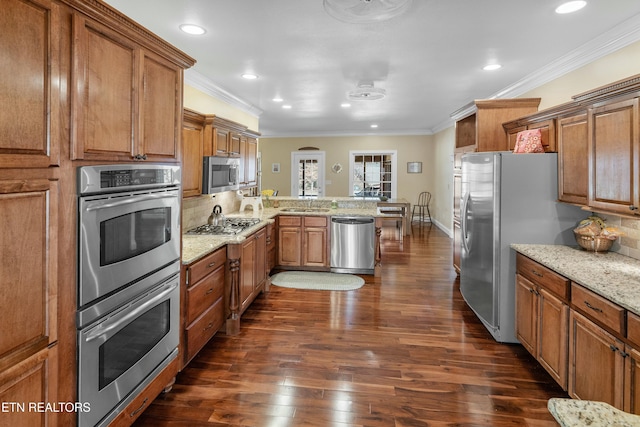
[186,218,261,235]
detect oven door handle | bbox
[84,280,178,343]
[84,193,178,211]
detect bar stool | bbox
[411,192,431,225]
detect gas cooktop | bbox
[186,218,261,235]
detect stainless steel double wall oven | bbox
[76,164,181,427]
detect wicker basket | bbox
[574,232,615,252]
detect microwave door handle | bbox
[84,193,177,211]
[84,281,178,342]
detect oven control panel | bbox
[100,169,174,188]
[78,164,181,195]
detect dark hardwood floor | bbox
[134,222,567,426]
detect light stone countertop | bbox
[510,244,640,315]
[548,398,640,426]
[182,205,384,265]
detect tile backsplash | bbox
[599,213,640,260]
[182,190,244,231]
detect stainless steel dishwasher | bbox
[330,216,375,275]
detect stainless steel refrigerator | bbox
[460,152,583,343]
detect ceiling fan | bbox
[323,0,413,24]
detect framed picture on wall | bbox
[407,162,422,173]
[272,163,280,173]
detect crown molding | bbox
[437,12,640,134]
[184,69,263,118]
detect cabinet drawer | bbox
[516,253,569,301]
[279,216,301,226]
[304,216,327,227]
[186,299,224,362]
[628,312,640,347]
[188,247,226,284]
[186,266,224,325]
[571,283,625,336]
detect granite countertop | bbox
[182,204,385,265]
[511,244,640,315]
[548,398,640,426]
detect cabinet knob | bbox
[133,153,148,161]
[630,205,638,211]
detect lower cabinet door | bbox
[569,310,624,408]
[538,287,569,390]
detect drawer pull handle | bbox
[584,301,603,313]
[530,270,543,278]
[206,288,214,295]
[130,398,148,417]
[208,262,216,268]
[204,322,214,331]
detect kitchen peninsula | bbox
[180,196,404,366]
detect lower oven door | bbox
[78,273,179,427]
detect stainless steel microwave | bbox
[202,156,240,194]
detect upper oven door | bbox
[78,188,180,308]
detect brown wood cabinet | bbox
[453,99,541,152]
[182,109,206,198]
[588,97,640,215]
[277,216,303,266]
[515,254,570,389]
[266,222,276,273]
[240,134,259,188]
[0,0,61,169]
[557,112,589,205]
[568,309,625,406]
[204,116,244,158]
[277,215,330,270]
[182,247,226,368]
[240,228,267,314]
[0,347,58,427]
[0,173,59,416]
[70,10,192,163]
[302,216,330,267]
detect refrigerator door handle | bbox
[461,192,471,254]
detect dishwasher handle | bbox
[331,216,374,225]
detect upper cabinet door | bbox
[139,51,183,162]
[0,0,60,168]
[71,13,183,163]
[558,112,589,205]
[71,13,137,161]
[588,98,640,215]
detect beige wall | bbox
[259,135,434,204]
[183,85,259,131]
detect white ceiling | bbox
[104,0,640,137]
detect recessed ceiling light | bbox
[555,1,587,14]
[483,64,502,71]
[370,124,378,129]
[272,97,284,102]
[179,24,206,35]
[242,73,258,80]
[282,105,292,109]
[341,103,351,108]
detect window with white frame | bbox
[349,150,397,198]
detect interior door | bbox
[291,151,325,197]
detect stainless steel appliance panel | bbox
[78,188,180,307]
[77,272,180,427]
[330,216,375,274]
[202,156,240,194]
[460,152,583,343]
